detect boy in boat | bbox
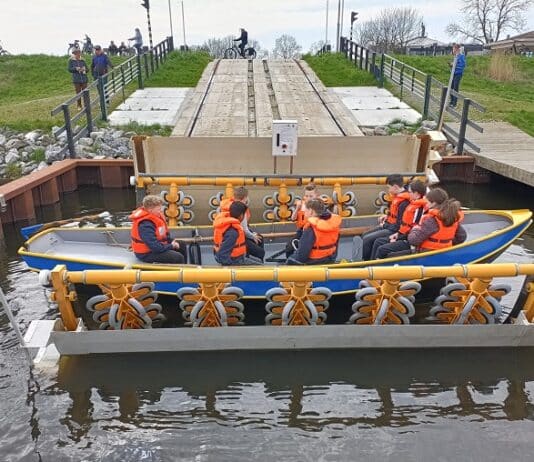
[214,201,259,266]
[130,195,188,264]
[408,187,466,252]
[219,186,265,261]
[370,179,428,259]
[285,183,319,257]
[361,174,411,260]
[287,198,342,265]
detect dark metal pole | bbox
[98,77,107,121]
[423,74,432,119]
[457,99,471,155]
[379,54,385,87]
[146,7,154,50]
[62,104,75,158]
[82,89,93,134]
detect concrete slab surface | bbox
[332,86,421,126]
[109,88,191,127]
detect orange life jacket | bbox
[130,207,169,254]
[213,215,247,259]
[305,214,342,260]
[385,191,411,225]
[219,197,251,221]
[419,209,464,251]
[399,198,428,235]
[296,209,307,229]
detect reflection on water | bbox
[0,181,533,460]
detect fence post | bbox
[422,74,432,119]
[365,48,369,71]
[82,89,93,134]
[400,64,405,100]
[150,50,155,73]
[379,54,385,87]
[371,52,376,78]
[137,54,144,89]
[457,99,471,155]
[61,104,76,158]
[120,66,126,101]
[144,53,150,79]
[438,85,448,124]
[168,36,174,52]
[359,46,364,70]
[98,77,107,121]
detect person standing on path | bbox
[129,28,143,54]
[68,49,88,109]
[91,45,113,103]
[450,43,466,107]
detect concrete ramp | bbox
[172,59,363,137]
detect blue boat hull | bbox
[21,218,531,298]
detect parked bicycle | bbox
[0,41,10,56]
[67,35,93,55]
[224,44,256,59]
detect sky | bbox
[1,0,534,55]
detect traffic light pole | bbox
[146,8,154,50]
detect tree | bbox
[309,40,327,55]
[446,0,534,44]
[273,35,302,59]
[202,36,235,58]
[353,7,422,53]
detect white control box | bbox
[272,120,298,156]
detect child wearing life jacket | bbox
[370,180,428,259]
[219,186,265,261]
[287,198,342,265]
[361,174,411,260]
[213,201,259,266]
[408,188,466,252]
[285,183,319,257]
[130,195,188,264]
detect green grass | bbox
[392,54,534,136]
[144,51,212,87]
[0,53,126,131]
[30,147,46,163]
[302,53,378,86]
[112,121,173,136]
[0,51,211,132]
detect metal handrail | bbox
[52,36,175,159]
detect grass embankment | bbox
[393,54,534,136]
[302,53,378,86]
[0,54,126,131]
[0,51,212,133]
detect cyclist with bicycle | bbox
[234,28,248,58]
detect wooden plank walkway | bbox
[456,122,534,187]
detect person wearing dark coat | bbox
[68,49,88,109]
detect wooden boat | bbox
[19,209,532,298]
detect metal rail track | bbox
[293,59,347,136]
[262,60,281,120]
[187,59,221,137]
[247,60,257,137]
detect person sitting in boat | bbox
[408,187,466,252]
[219,187,265,261]
[370,179,428,259]
[214,201,259,266]
[285,182,319,257]
[361,174,411,260]
[130,195,188,264]
[287,198,342,265]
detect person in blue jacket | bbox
[450,44,466,107]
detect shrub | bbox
[488,53,521,82]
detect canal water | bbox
[1,179,533,461]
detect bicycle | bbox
[67,36,93,55]
[223,44,256,59]
[0,42,9,56]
